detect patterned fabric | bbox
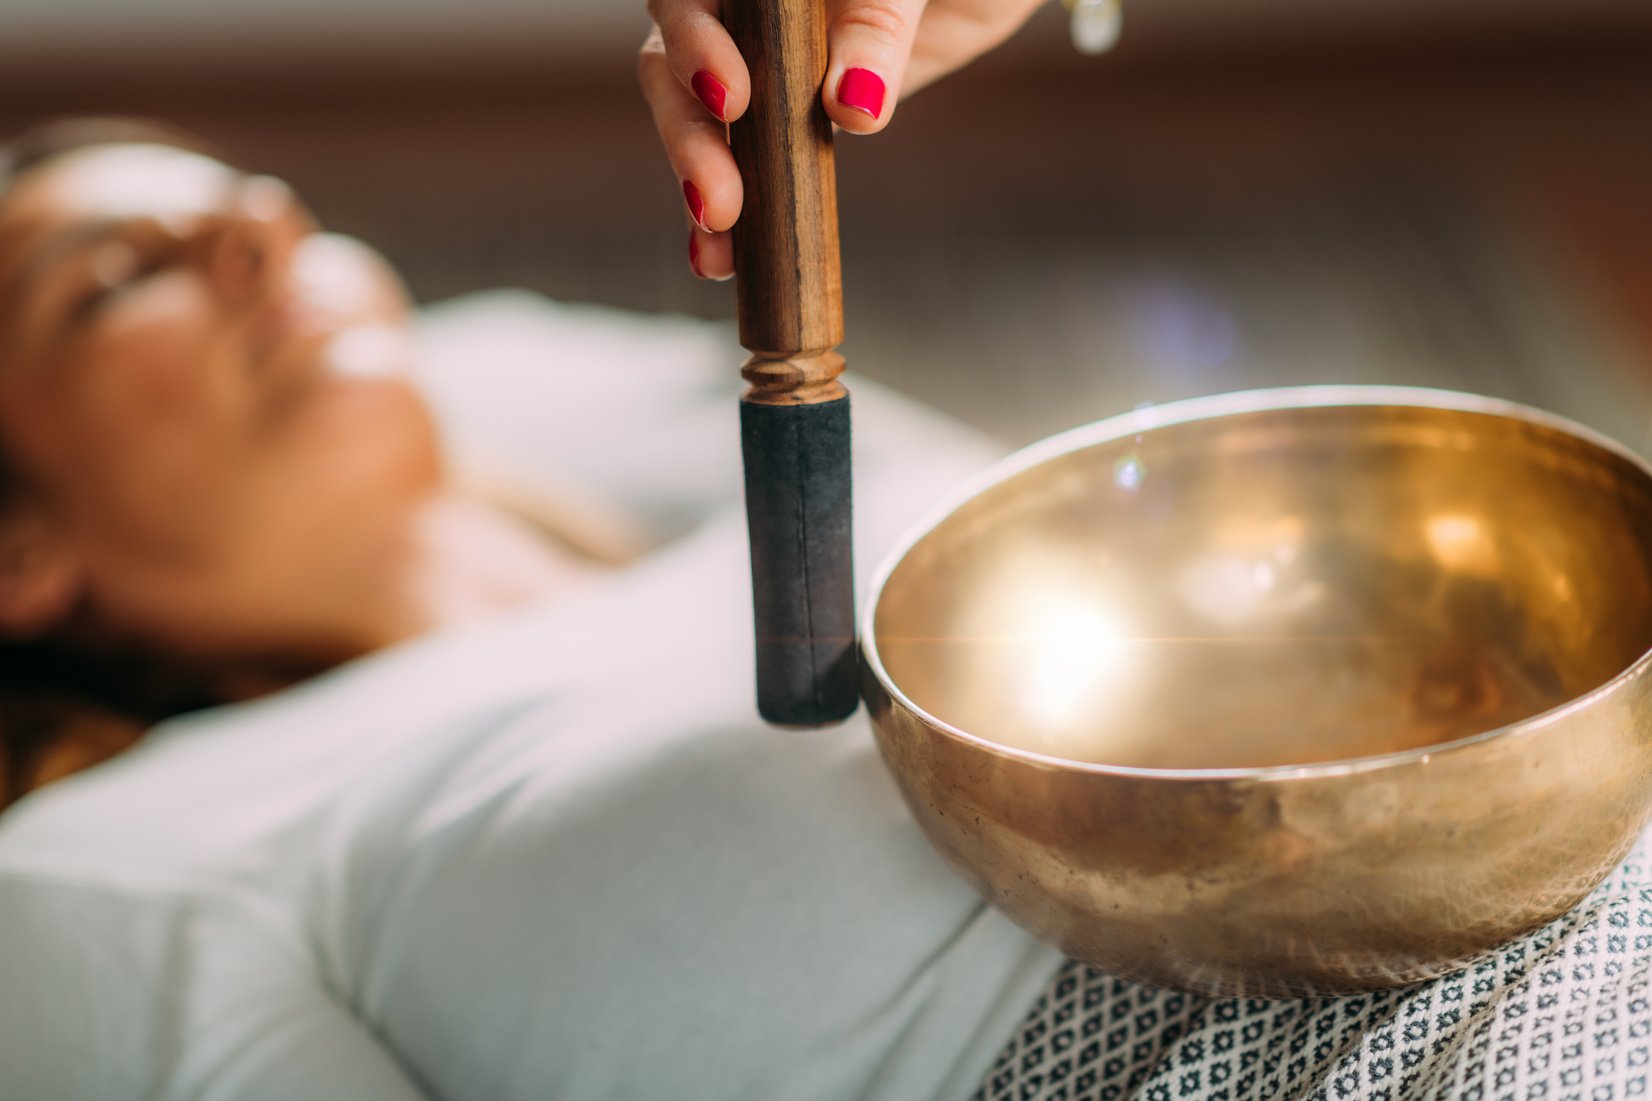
[976,833,1652,1101]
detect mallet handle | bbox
[726,0,857,726]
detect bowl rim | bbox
[859,384,1652,783]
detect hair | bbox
[0,118,227,807]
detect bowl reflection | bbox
[862,387,1652,996]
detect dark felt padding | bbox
[740,394,858,726]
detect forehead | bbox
[1,143,237,229]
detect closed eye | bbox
[68,241,179,325]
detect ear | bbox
[0,506,83,638]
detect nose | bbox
[200,176,308,305]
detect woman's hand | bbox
[640,0,1046,280]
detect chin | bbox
[282,349,446,515]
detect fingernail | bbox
[837,68,886,121]
[688,231,703,278]
[682,180,708,231]
[691,70,728,120]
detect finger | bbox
[904,0,1046,94]
[822,0,929,134]
[640,27,744,234]
[688,226,735,282]
[645,0,751,123]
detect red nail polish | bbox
[691,70,728,120]
[682,180,707,231]
[688,231,703,278]
[837,68,886,121]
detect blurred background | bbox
[4,0,1650,447]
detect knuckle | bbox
[663,115,720,154]
[836,1,911,47]
[637,37,669,88]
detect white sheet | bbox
[0,292,1062,1100]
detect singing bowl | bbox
[861,386,1652,997]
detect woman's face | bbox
[0,142,442,651]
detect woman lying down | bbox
[0,121,1648,1101]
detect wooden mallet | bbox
[725,0,856,726]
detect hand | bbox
[640,0,1046,280]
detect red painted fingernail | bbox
[837,68,886,121]
[688,231,703,278]
[691,70,728,120]
[682,180,707,231]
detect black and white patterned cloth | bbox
[976,831,1652,1101]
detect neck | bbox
[218,490,594,699]
[61,488,596,708]
[2,490,594,809]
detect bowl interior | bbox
[871,401,1652,769]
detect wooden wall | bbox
[3,9,1649,441]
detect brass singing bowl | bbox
[862,386,1652,997]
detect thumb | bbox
[823,0,929,134]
